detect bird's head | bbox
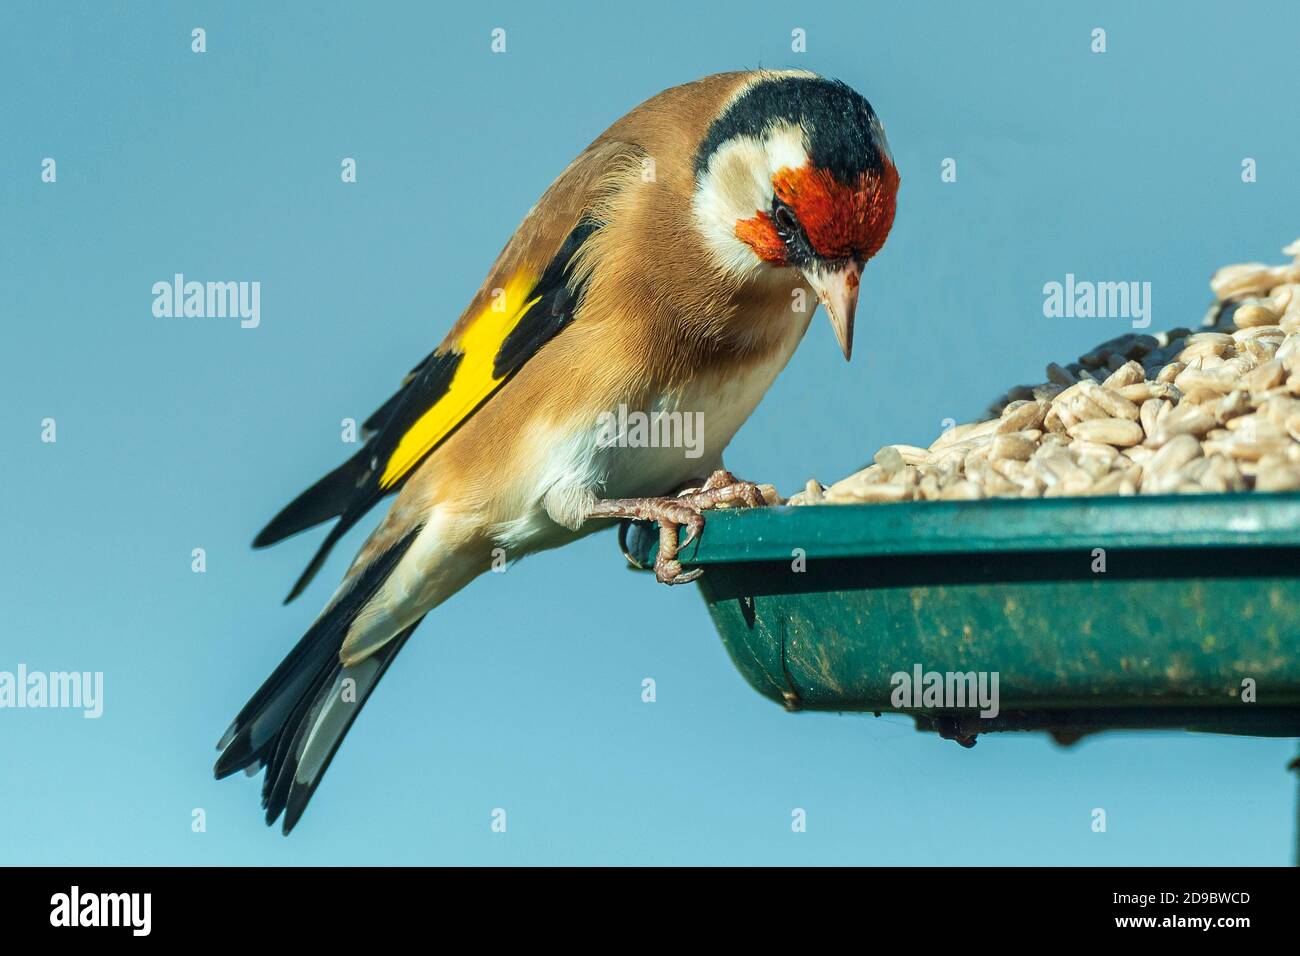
[692,72,899,360]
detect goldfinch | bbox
[215,69,899,833]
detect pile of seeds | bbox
[788,239,1300,505]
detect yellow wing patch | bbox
[379,272,540,488]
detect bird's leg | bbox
[587,496,706,584]
[590,470,771,585]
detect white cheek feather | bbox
[762,122,809,174]
[691,120,810,279]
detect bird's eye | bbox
[772,202,799,236]
[769,199,813,266]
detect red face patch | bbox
[735,160,899,265]
[734,211,786,263]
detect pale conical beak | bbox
[802,260,862,361]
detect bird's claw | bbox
[593,469,771,587]
[679,512,705,550]
[655,558,704,585]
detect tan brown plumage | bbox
[217,69,899,833]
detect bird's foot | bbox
[677,468,769,509]
[594,470,774,585]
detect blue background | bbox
[3,0,1298,864]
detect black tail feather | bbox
[262,657,336,823]
[282,620,421,834]
[216,525,424,833]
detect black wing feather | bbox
[255,220,599,603]
[493,220,596,378]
